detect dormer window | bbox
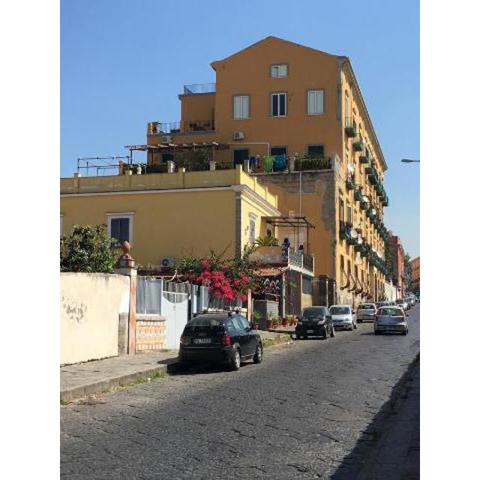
[271,64,288,78]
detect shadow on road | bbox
[330,354,420,480]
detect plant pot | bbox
[282,318,288,327]
[253,322,259,330]
[266,319,273,330]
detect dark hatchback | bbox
[295,306,335,340]
[178,313,263,371]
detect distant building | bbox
[410,256,420,294]
[388,233,406,298]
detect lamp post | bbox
[401,158,420,163]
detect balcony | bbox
[345,117,357,138]
[359,152,370,164]
[353,137,365,152]
[182,83,216,95]
[354,189,363,202]
[346,175,356,191]
[293,156,332,172]
[249,246,314,274]
[148,119,215,135]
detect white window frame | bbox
[270,64,288,78]
[233,95,250,119]
[271,92,287,117]
[307,89,324,115]
[107,212,134,244]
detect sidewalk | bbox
[60,330,291,403]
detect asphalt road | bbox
[61,304,420,479]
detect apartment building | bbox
[145,36,390,304]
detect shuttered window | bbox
[108,213,133,244]
[307,90,324,115]
[271,64,288,78]
[233,95,249,119]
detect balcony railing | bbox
[353,137,365,152]
[249,155,333,174]
[345,117,357,138]
[148,120,215,135]
[183,83,216,95]
[250,246,314,273]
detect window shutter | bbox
[308,90,324,114]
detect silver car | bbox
[374,306,409,335]
[357,303,377,323]
[329,305,357,331]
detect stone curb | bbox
[60,337,293,404]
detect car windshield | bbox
[330,307,350,315]
[302,308,327,318]
[378,307,403,316]
[359,304,375,310]
[396,300,405,304]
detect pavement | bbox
[60,330,292,403]
[61,304,420,479]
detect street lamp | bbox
[401,159,420,163]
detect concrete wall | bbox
[61,273,130,365]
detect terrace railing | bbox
[183,83,216,95]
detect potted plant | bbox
[282,317,289,327]
[272,317,279,329]
[288,315,296,326]
[253,311,262,330]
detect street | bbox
[61,305,420,479]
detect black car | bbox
[178,312,263,371]
[295,306,335,340]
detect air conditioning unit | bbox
[233,131,245,141]
[161,135,172,143]
[160,256,175,268]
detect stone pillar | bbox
[209,160,216,171]
[167,160,175,173]
[114,241,137,355]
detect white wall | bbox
[61,273,130,365]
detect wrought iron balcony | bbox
[183,83,216,95]
[249,246,314,273]
[359,152,370,164]
[346,175,356,191]
[345,117,357,138]
[354,189,363,202]
[353,137,365,152]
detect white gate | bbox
[162,288,189,349]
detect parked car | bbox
[374,306,409,335]
[396,298,409,310]
[178,312,263,371]
[357,303,377,323]
[329,305,357,330]
[375,301,390,309]
[296,306,335,340]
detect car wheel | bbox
[403,330,408,336]
[253,342,263,364]
[229,347,241,371]
[374,330,379,335]
[323,328,328,340]
[330,325,336,338]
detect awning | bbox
[263,215,315,229]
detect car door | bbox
[230,316,250,358]
[236,316,256,357]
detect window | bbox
[270,64,288,78]
[270,146,287,156]
[307,145,324,157]
[307,90,324,115]
[346,204,352,224]
[271,93,287,117]
[340,255,345,271]
[233,149,249,166]
[162,153,173,162]
[107,213,134,244]
[339,195,345,223]
[302,276,313,295]
[233,95,249,119]
[249,213,257,246]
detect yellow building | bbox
[61,165,316,315]
[410,256,420,294]
[144,36,390,304]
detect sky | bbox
[61,0,419,257]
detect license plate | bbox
[307,329,314,333]
[193,338,212,344]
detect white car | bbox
[374,306,409,335]
[396,299,408,310]
[357,303,377,323]
[329,305,357,331]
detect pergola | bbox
[124,142,230,164]
[263,216,315,254]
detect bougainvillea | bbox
[176,249,257,301]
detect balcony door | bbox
[233,149,249,167]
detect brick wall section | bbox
[136,315,167,352]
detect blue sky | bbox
[61,0,419,257]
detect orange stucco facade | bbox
[146,36,390,304]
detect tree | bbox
[60,224,119,273]
[404,253,413,292]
